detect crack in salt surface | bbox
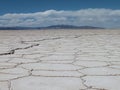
[0,44,39,56]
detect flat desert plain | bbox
[0,29,120,90]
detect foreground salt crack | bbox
[0,30,120,90]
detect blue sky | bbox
[0,0,120,28]
[0,0,120,15]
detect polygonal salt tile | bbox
[11,76,86,90]
[8,58,38,64]
[0,62,17,69]
[32,70,83,77]
[0,67,29,81]
[83,76,120,90]
[0,82,9,90]
[81,49,108,53]
[0,67,28,74]
[19,63,82,70]
[73,61,107,67]
[54,49,77,53]
[76,56,109,61]
[22,54,44,59]
[51,52,75,55]
[80,67,120,76]
[52,51,75,54]
[41,60,73,64]
[80,52,109,56]
[40,54,74,61]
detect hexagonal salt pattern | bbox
[0,30,120,90]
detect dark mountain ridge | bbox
[0,25,104,30]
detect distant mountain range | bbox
[0,25,104,30]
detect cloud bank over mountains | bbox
[0,9,120,28]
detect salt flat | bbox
[0,29,120,90]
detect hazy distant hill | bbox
[43,25,104,29]
[0,25,104,30]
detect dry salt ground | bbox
[0,29,120,90]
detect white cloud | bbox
[0,8,120,28]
